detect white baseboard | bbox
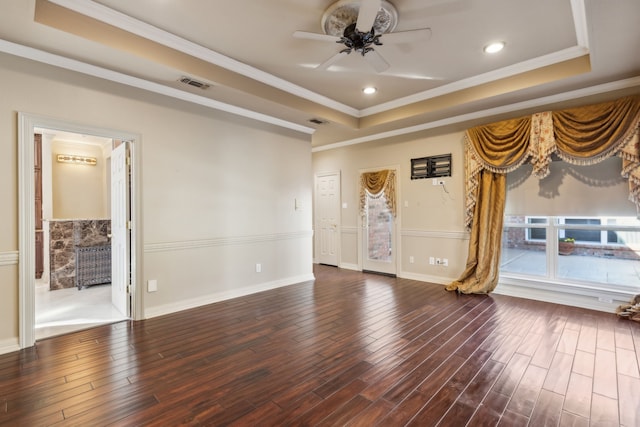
[144,273,316,319]
[338,262,359,271]
[400,272,627,314]
[493,282,623,313]
[399,271,455,285]
[0,338,20,356]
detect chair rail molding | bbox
[401,229,470,240]
[144,230,313,253]
[0,251,19,267]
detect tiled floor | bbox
[35,280,128,340]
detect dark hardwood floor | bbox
[1,265,639,426]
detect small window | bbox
[526,217,547,241]
[563,218,601,242]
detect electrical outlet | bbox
[256,263,262,273]
[442,258,448,266]
[436,258,441,265]
[409,256,415,264]
[148,279,158,292]
[429,256,435,265]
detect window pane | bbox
[527,217,547,224]
[525,217,546,240]
[565,218,601,225]
[564,229,600,242]
[529,228,546,240]
[607,218,640,245]
[557,228,640,286]
[563,218,601,242]
[501,227,547,276]
[366,193,392,262]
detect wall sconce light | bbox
[57,154,97,166]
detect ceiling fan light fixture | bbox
[483,41,505,54]
[363,86,377,94]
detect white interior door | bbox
[316,172,340,266]
[111,142,129,316]
[362,187,397,276]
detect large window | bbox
[502,215,640,290]
[502,157,640,294]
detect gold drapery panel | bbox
[359,170,397,219]
[452,95,640,294]
[446,171,506,294]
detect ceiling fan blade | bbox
[293,31,340,42]
[382,28,432,44]
[364,49,390,73]
[317,51,349,70]
[381,71,443,80]
[356,0,382,32]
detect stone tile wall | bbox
[49,219,111,290]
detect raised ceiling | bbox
[1,0,639,149]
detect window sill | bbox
[496,274,638,313]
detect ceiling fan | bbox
[293,0,431,73]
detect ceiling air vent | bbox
[178,76,211,90]
[309,118,327,125]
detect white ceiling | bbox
[2,0,640,148]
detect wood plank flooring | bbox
[1,265,639,426]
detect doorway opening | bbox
[359,168,398,276]
[33,128,128,339]
[18,113,140,348]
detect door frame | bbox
[357,165,401,275]
[17,112,142,349]
[314,171,341,266]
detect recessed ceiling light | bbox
[483,41,505,54]
[363,86,377,95]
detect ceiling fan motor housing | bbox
[321,0,398,37]
[340,23,382,55]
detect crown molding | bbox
[48,0,359,118]
[0,39,314,135]
[360,46,590,117]
[312,76,640,152]
[570,0,589,48]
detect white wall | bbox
[51,140,107,219]
[0,51,314,351]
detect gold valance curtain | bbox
[447,95,640,294]
[360,170,397,219]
